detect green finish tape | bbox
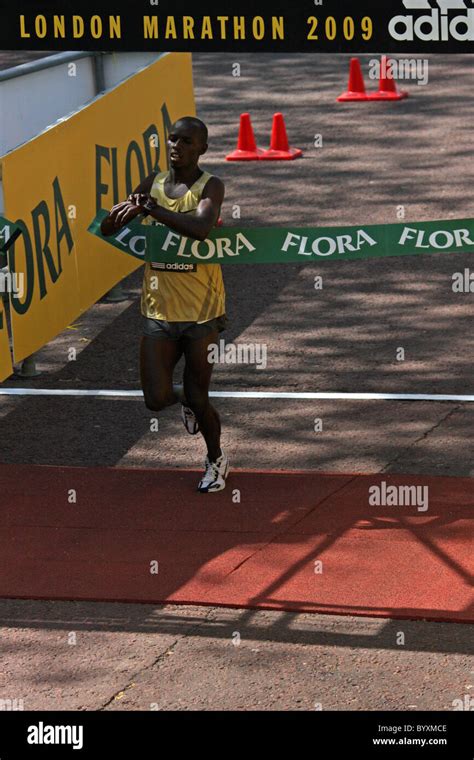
[88,210,474,265]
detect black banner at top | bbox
[1,0,474,53]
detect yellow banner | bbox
[0,296,13,381]
[0,52,195,362]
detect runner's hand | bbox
[108,194,157,228]
[113,202,144,225]
[109,201,131,221]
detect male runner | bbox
[100,116,229,493]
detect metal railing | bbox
[0,50,108,107]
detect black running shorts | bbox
[142,314,227,341]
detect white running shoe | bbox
[181,404,199,435]
[197,450,229,493]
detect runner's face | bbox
[168,125,206,169]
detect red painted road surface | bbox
[1,464,472,623]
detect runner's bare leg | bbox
[182,331,222,461]
[140,336,183,410]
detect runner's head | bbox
[168,117,208,169]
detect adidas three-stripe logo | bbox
[402,0,471,8]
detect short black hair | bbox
[172,116,208,144]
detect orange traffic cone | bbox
[260,113,302,161]
[337,58,369,102]
[369,55,408,101]
[226,113,264,161]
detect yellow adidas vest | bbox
[140,170,226,322]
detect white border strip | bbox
[0,388,473,402]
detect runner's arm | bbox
[111,177,225,241]
[146,177,225,241]
[99,172,157,236]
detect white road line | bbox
[0,388,473,402]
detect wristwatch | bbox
[142,197,158,214]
